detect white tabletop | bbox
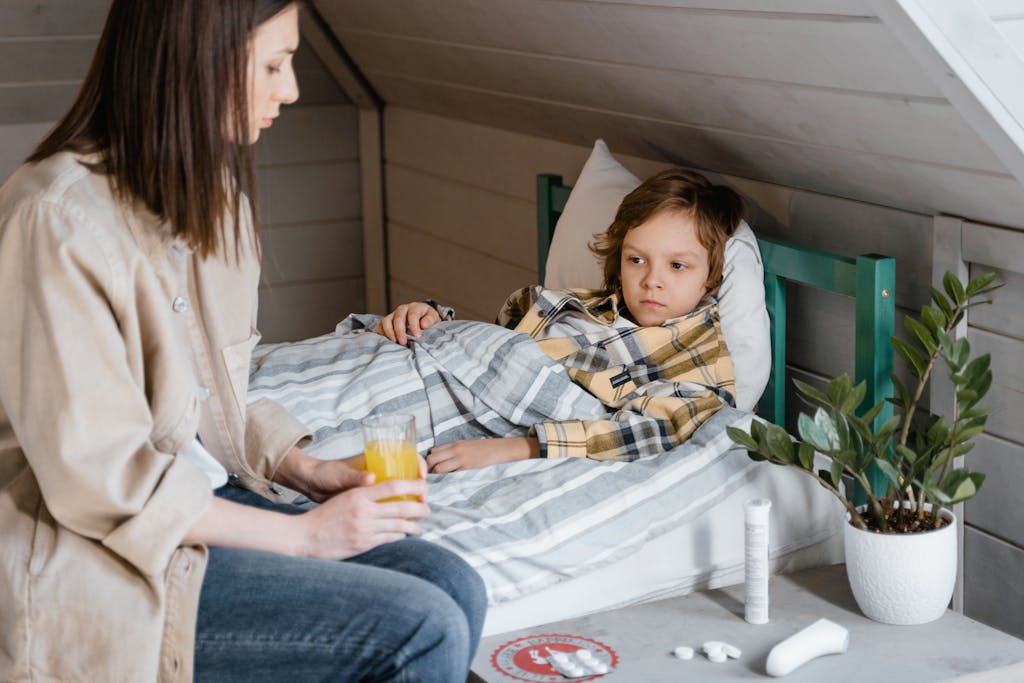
[470,563,1024,682]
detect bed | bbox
[248,143,896,637]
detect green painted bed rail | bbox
[537,173,896,498]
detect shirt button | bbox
[172,296,189,313]
[197,386,211,401]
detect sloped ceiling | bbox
[312,0,1024,229]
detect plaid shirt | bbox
[496,286,735,461]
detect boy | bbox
[377,169,740,471]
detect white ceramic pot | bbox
[844,505,957,625]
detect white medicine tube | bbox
[744,498,772,624]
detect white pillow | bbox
[543,139,770,412]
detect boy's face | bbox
[619,209,709,326]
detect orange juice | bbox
[364,438,419,502]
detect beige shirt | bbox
[0,152,310,682]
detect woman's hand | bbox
[427,437,540,473]
[375,302,441,346]
[294,479,431,559]
[274,448,375,502]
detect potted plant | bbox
[727,271,1000,625]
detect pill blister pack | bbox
[547,648,613,678]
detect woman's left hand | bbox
[426,437,539,473]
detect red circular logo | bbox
[489,634,618,682]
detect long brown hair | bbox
[590,168,744,297]
[29,0,298,258]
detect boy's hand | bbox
[375,302,441,346]
[427,437,540,473]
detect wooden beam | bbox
[931,215,968,614]
[870,0,1024,189]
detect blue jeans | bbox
[193,485,487,682]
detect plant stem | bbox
[850,469,888,532]
[897,304,965,451]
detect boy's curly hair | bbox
[590,168,744,297]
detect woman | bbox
[0,1,485,681]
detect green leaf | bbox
[874,414,902,445]
[894,444,918,465]
[793,378,831,407]
[966,272,996,297]
[959,406,989,422]
[941,470,985,504]
[798,443,815,471]
[750,419,765,443]
[874,460,903,490]
[840,381,867,415]
[956,389,978,406]
[892,338,927,379]
[814,408,841,450]
[952,442,975,458]
[890,373,910,411]
[953,425,986,443]
[765,424,795,464]
[950,338,970,369]
[943,271,966,305]
[860,399,885,426]
[798,410,842,452]
[826,375,852,407]
[818,468,836,487]
[905,317,937,356]
[929,289,953,320]
[830,460,844,488]
[727,426,759,451]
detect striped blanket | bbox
[249,315,757,603]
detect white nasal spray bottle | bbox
[744,498,771,624]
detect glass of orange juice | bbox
[360,414,420,502]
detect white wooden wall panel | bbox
[257,279,363,343]
[340,33,998,173]
[256,105,358,165]
[259,220,362,285]
[586,0,871,12]
[388,222,533,320]
[0,1,110,36]
[0,84,78,126]
[257,161,360,226]
[968,328,1024,447]
[966,434,1024,549]
[0,38,95,81]
[969,264,1024,340]
[371,78,1024,228]
[253,45,364,341]
[321,1,939,96]
[385,165,535,271]
[964,528,1024,639]
[0,123,53,182]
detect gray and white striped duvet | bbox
[249,315,757,604]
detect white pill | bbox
[552,652,570,663]
[702,641,725,654]
[591,663,609,674]
[722,643,742,659]
[707,649,728,663]
[673,645,695,660]
[575,649,595,660]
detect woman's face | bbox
[248,4,300,143]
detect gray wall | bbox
[0,1,363,342]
